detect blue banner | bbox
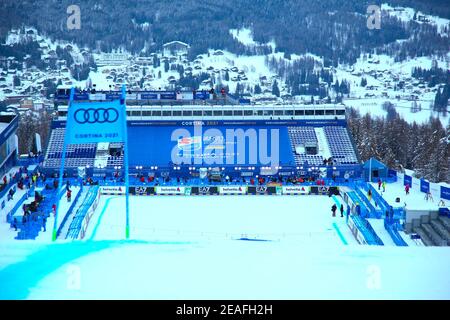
[195,92,209,100]
[404,175,412,187]
[73,93,90,101]
[140,93,158,100]
[160,93,176,100]
[105,93,122,100]
[441,186,450,201]
[65,100,126,144]
[420,179,430,193]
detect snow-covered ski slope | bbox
[1,194,449,299]
[86,195,357,245]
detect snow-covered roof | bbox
[163,41,190,48]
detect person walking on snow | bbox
[382,181,386,193]
[331,204,337,217]
[405,184,410,195]
[378,178,382,190]
[340,204,344,217]
[368,189,372,202]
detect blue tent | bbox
[363,158,388,182]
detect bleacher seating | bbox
[44,128,97,168]
[323,126,358,165]
[287,127,323,166]
[287,126,359,166]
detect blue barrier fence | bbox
[66,186,100,239]
[351,215,384,245]
[384,219,408,246]
[56,189,83,238]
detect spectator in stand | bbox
[52,204,57,216]
[221,87,226,97]
[140,176,145,183]
[250,178,255,185]
[368,189,372,202]
[42,217,47,232]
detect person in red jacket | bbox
[405,184,410,195]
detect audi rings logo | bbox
[74,108,119,124]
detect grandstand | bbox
[43,90,362,180]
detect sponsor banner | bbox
[420,179,430,193]
[310,186,340,195]
[160,93,176,100]
[191,186,218,195]
[100,186,125,195]
[66,100,126,144]
[276,186,282,195]
[140,93,158,100]
[155,186,186,195]
[404,175,412,187]
[105,93,122,100]
[282,186,310,194]
[195,92,210,100]
[129,186,155,195]
[89,93,106,101]
[73,93,90,101]
[247,186,277,195]
[441,186,450,201]
[219,186,247,194]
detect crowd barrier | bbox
[127,185,340,196]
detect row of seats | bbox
[323,126,358,164]
[44,128,98,168]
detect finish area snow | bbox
[1,240,449,299]
[0,195,449,299]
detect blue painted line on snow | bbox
[332,222,348,245]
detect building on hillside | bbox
[95,53,130,66]
[163,41,190,57]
